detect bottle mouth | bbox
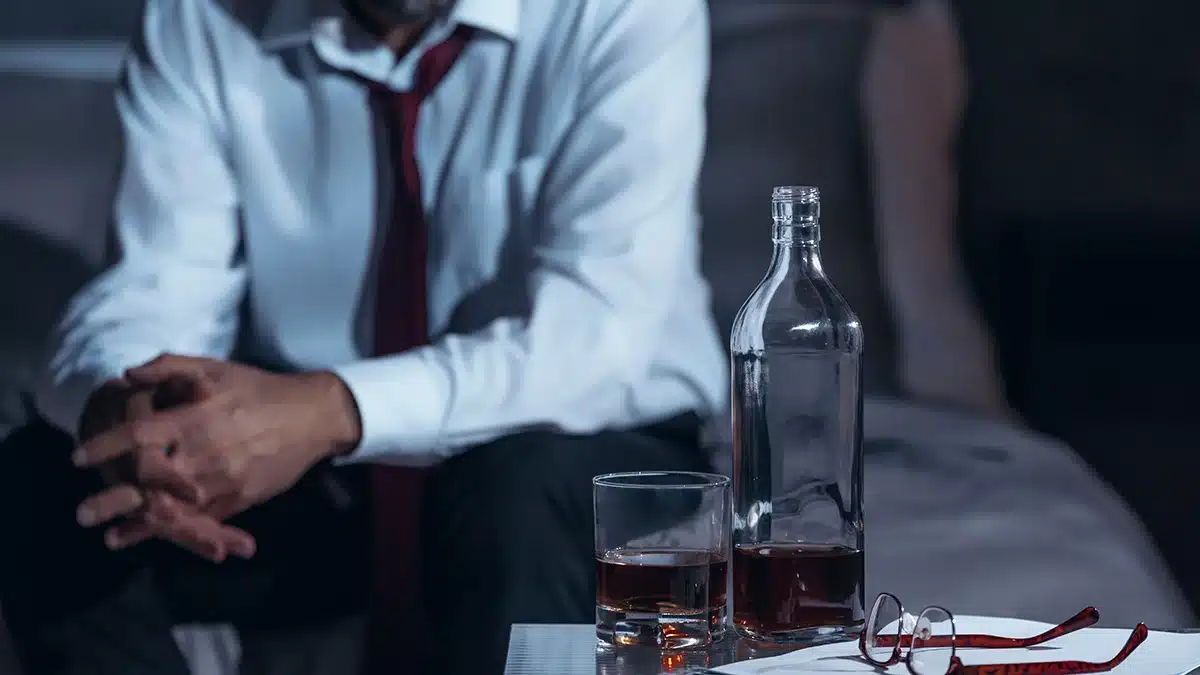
[772,185,820,225]
[772,186,819,203]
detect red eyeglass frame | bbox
[858,593,1150,675]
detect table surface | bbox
[505,624,1200,675]
[504,624,817,675]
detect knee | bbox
[0,422,116,603]
[0,422,107,561]
[1,420,74,457]
[426,434,578,551]
[0,421,79,501]
[422,435,595,625]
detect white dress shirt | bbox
[41,0,727,465]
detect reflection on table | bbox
[506,624,821,675]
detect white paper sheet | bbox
[713,616,1200,675]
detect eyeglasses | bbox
[859,593,1149,675]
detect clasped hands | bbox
[73,354,362,562]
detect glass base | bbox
[733,622,861,647]
[596,604,725,650]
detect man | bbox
[0,0,725,673]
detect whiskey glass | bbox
[593,472,731,649]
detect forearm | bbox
[43,0,248,436]
[332,302,651,465]
[864,0,976,330]
[872,146,975,329]
[42,264,245,437]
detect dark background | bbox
[955,0,1200,612]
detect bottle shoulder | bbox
[731,273,864,354]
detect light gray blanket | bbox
[858,399,1191,628]
[708,399,1190,629]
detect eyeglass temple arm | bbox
[950,623,1149,675]
[886,607,1100,650]
[951,607,1100,649]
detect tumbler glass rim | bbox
[592,471,729,489]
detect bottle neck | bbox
[770,186,823,276]
[771,223,825,277]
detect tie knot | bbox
[415,24,475,99]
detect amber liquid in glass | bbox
[596,549,728,648]
[732,543,864,640]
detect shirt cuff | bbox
[331,350,453,466]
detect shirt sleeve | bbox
[334,0,710,465]
[37,0,246,438]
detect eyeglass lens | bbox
[864,593,903,665]
[909,606,955,675]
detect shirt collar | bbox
[261,0,520,50]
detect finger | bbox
[214,523,256,559]
[112,494,255,560]
[72,417,176,468]
[139,493,227,561]
[72,403,211,468]
[161,494,257,559]
[162,520,227,562]
[134,450,205,504]
[76,486,144,528]
[104,522,155,550]
[121,392,206,501]
[125,354,214,387]
[107,513,256,559]
[90,390,152,484]
[180,497,257,559]
[77,379,133,442]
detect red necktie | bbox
[366,26,473,673]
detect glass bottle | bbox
[729,186,866,645]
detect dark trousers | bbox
[0,415,711,675]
